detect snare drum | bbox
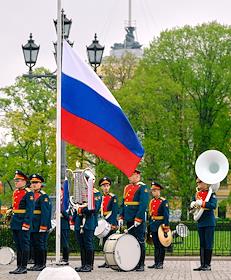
[0,247,15,265]
[94,219,111,239]
[104,233,141,271]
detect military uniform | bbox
[192,184,217,271]
[101,192,118,229]
[9,170,34,274]
[73,188,102,272]
[28,174,51,271]
[119,170,149,271]
[148,182,169,269]
[98,177,118,268]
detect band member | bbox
[60,185,71,265]
[9,170,34,274]
[73,182,102,272]
[28,174,51,271]
[118,169,149,271]
[191,178,217,271]
[147,182,170,269]
[98,176,118,268]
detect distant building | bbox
[110,0,143,58]
[110,26,143,58]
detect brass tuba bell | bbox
[192,150,229,221]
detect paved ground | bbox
[0,257,231,280]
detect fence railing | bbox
[0,220,230,256]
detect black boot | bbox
[62,247,69,264]
[79,250,92,272]
[136,243,145,271]
[202,249,212,271]
[148,248,158,268]
[9,251,22,274]
[28,249,39,271]
[28,245,34,264]
[98,262,109,268]
[75,249,86,272]
[33,250,46,271]
[91,250,94,270]
[193,248,205,271]
[156,247,165,269]
[13,251,29,274]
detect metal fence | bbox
[0,221,230,256]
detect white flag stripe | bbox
[62,40,120,108]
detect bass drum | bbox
[94,219,111,239]
[0,247,15,265]
[104,233,141,271]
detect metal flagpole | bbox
[55,0,62,264]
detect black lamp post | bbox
[86,33,104,72]
[54,9,72,40]
[22,33,40,75]
[21,10,73,183]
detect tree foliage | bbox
[0,68,56,196]
[110,22,231,218]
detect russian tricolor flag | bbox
[61,41,144,176]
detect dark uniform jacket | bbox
[149,197,169,232]
[61,210,71,230]
[73,188,102,231]
[192,190,217,228]
[101,193,118,228]
[119,182,149,223]
[10,187,34,230]
[32,190,52,232]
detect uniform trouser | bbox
[31,232,48,267]
[152,231,165,265]
[75,229,94,267]
[61,229,70,261]
[12,229,30,268]
[198,226,215,266]
[127,221,146,267]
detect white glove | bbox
[118,219,124,227]
[134,221,141,227]
[195,199,203,207]
[70,225,75,231]
[190,201,196,208]
[22,226,29,231]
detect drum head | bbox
[0,247,15,265]
[114,234,141,271]
[94,219,107,236]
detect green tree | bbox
[112,22,231,219]
[0,68,56,196]
[101,52,139,91]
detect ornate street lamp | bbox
[22,33,40,75]
[53,40,74,62]
[86,33,104,72]
[54,9,72,39]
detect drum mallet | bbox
[124,224,135,234]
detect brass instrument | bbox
[191,150,229,221]
[68,165,95,211]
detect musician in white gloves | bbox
[191,178,217,271]
[98,177,118,268]
[118,169,149,271]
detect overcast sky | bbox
[1,0,231,88]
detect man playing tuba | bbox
[191,178,217,271]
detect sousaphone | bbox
[193,150,229,221]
